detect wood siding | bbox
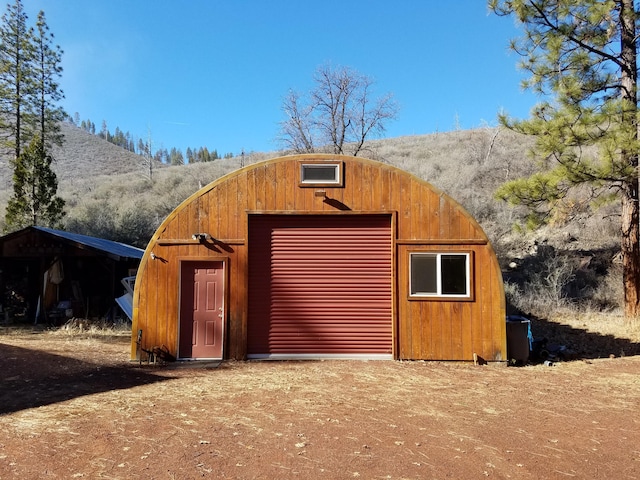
[132,154,506,362]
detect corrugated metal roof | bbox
[33,226,144,260]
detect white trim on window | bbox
[300,163,342,185]
[409,252,471,298]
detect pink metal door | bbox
[179,261,224,359]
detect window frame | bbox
[408,250,474,301]
[298,161,344,187]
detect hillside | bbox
[0,122,160,211]
[0,124,624,317]
[0,124,621,252]
[2,125,538,236]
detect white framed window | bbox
[299,162,343,186]
[409,252,472,299]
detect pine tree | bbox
[169,147,184,165]
[100,119,108,140]
[5,134,65,229]
[32,10,64,150]
[489,0,640,320]
[0,0,35,161]
[137,138,147,156]
[186,147,194,163]
[0,3,66,232]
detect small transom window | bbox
[410,252,471,298]
[299,162,343,186]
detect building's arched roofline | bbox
[147,153,489,252]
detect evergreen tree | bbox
[154,147,167,163]
[169,147,184,165]
[197,146,211,162]
[100,119,107,139]
[0,0,34,161]
[32,10,64,150]
[113,126,122,146]
[489,0,640,319]
[137,138,146,156]
[5,134,65,229]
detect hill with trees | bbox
[0,123,624,321]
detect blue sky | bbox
[24,0,537,157]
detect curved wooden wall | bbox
[131,154,506,361]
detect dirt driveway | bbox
[1,326,639,479]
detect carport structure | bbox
[0,226,143,324]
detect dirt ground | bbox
[1,320,640,480]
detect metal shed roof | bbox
[31,226,144,260]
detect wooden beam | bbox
[156,238,245,246]
[395,239,488,245]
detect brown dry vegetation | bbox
[1,318,639,479]
[0,124,628,322]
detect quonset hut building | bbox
[131,154,506,362]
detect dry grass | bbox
[549,310,640,343]
[1,327,639,479]
[1,321,131,339]
[0,123,627,314]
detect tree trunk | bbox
[621,185,640,320]
[619,0,639,321]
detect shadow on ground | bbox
[0,342,171,415]
[526,314,640,361]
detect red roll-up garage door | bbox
[248,214,393,358]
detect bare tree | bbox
[280,89,315,153]
[279,64,398,156]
